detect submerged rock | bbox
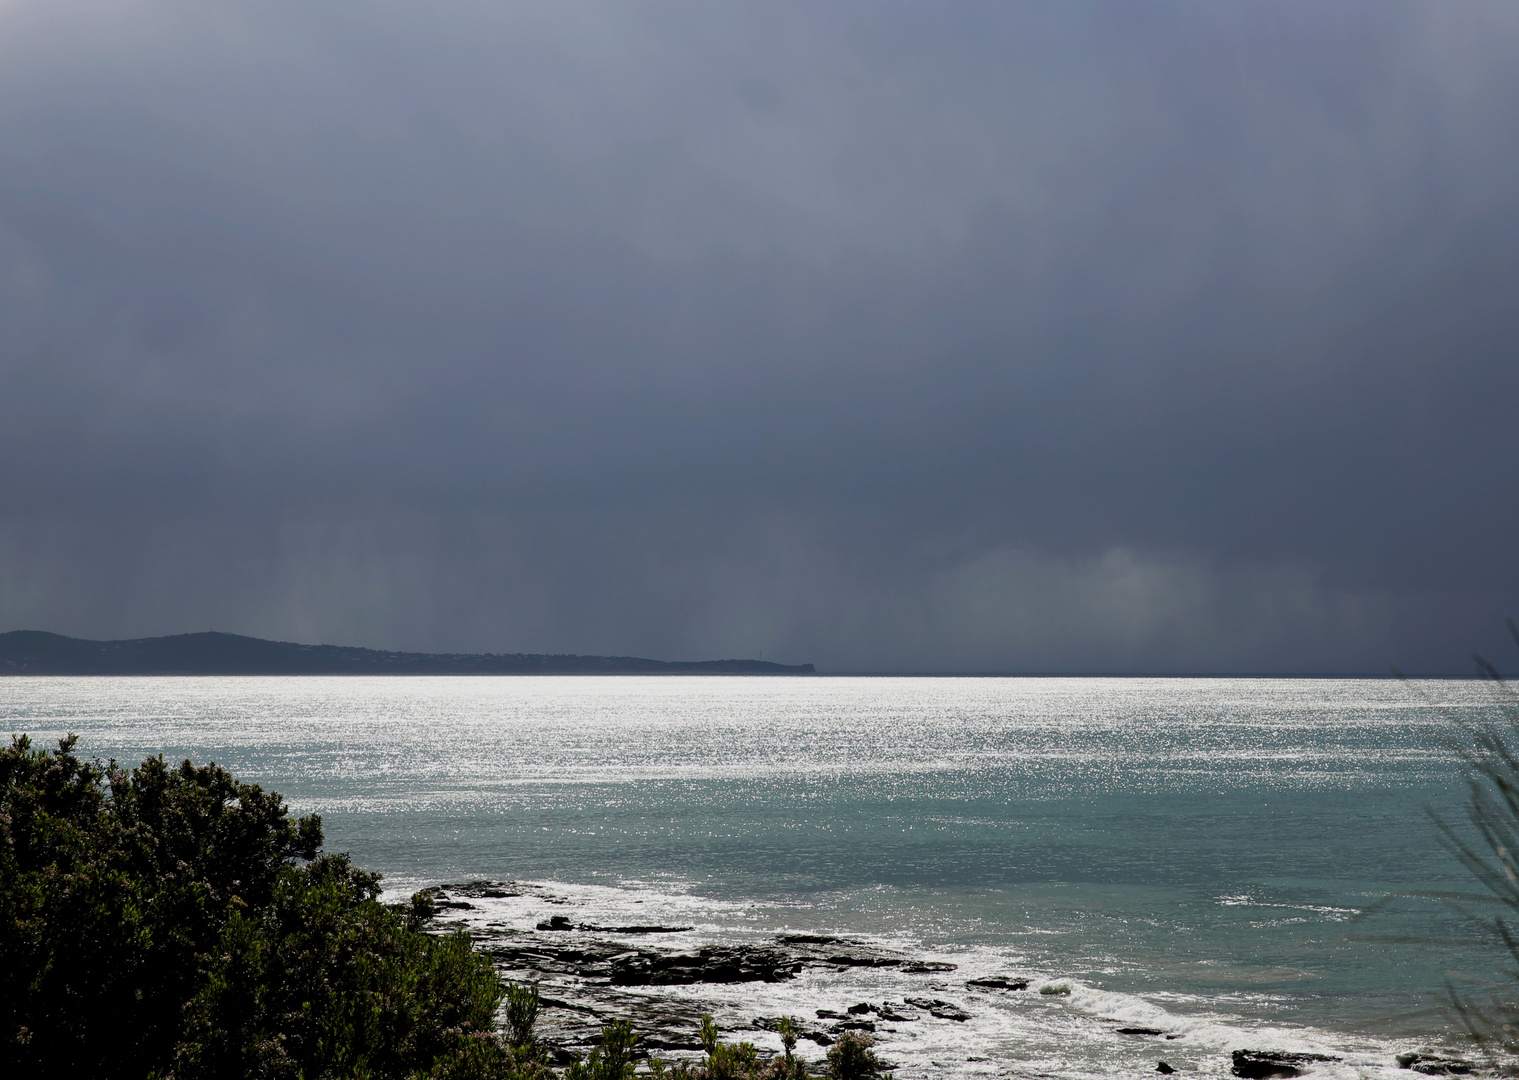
[1231,1050,1341,1078]
[1397,1053,1477,1076]
[534,913,692,934]
[444,880,522,899]
[596,924,694,934]
[904,997,971,1022]
[967,976,1030,991]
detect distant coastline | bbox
[0,630,815,676]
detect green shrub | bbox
[0,734,511,1080]
[824,1032,884,1080]
[644,1016,823,1080]
[565,1021,640,1080]
[775,1018,806,1080]
[0,734,895,1080]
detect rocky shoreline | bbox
[420,880,1479,1078]
[422,880,980,1062]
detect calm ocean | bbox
[2,675,1503,1079]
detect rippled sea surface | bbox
[1,675,1503,1079]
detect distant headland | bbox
[0,630,815,675]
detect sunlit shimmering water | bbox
[1,675,1501,1079]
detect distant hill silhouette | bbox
[0,630,815,675]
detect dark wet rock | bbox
[610,945,800,985]
[534,914,692,934]
[1397,1054,1477,1076]
[817,1010,845,1019]
[529,988,713,1052]
[539,995,598,1015]
[776,936,954,974]
[435,899,477,910]
[1232,1051,1341,1079]
[827,953,900,968]
[1117,1027,1169,1036]
[484,937,652,979]
[904,997,971,1022]
[1157,1062,1176,1074]
[968,976,1030,990]
[445,880,523,899]
[431,888,972,1061]
[479,932,935,991]
[833,1020,876,1033]
[631,1027,709,1052]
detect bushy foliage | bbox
[565,1021,640,1080]
[1,734,893,1080]
[507,982,543,1052]
[823,1033,883,1080]
[0,734,510,1080]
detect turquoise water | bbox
[1,675,1502,1078]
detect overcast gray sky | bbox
[2,0,1517,672]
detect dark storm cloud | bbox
[2,0,1517,671]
